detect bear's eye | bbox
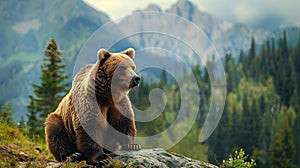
[118,66,126,72]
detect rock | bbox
[111,148,218,168]
[7,148,217,168]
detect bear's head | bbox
[94,48,140,103]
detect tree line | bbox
[209,30,299,167]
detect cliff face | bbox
[112,148,218,168]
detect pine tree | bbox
[18,115,26,127]
[249,37,256,68]
[238,49,245,64]
[257,95,272,167]
[274,31,294,107]
[260,44,268,78]
[28,38,70,135]
[159,69,167,88]
[270,120,296,168]
[240,92,252,148]
[207,92,238,163]
[295,29,300,166]
[283,30,289,57]
[0,103,13,125]
[269,37,276,77]
[225,53,235,92]
[239,91,260,155]
[251,95,261,144]
[26,96,39,135]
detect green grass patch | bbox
[0,121,53,167]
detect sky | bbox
[83,0,300,30]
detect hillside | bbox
[0,0,110,120]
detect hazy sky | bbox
[83,0,300,29]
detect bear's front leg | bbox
[119,119,141,151]
[75,125,111,165]
[110,117,141,151]
[113,97,141,151]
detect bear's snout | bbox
[129,75,140,88]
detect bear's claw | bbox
[66,152,85,162]
[96,155,113,167]
[122,144,141,151]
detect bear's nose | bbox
[129,75,140,89]
[133,76,140,85]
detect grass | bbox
[0,121,132,168]
[0,121,53,167]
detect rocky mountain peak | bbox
[168,0,196,20]
[144,3,162,12]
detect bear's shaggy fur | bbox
[45,48,141,165]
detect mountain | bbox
[118,0,273,63]
[0,0,296,121]
[0,0,111,120]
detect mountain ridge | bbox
[118,0,273,62]
[0,0,297,121]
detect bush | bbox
[221,148,256,168]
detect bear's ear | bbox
[121,48,135,59]
[97,48,111,66]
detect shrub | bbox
[221,148,256,168]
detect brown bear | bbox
[45,48,141,166]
